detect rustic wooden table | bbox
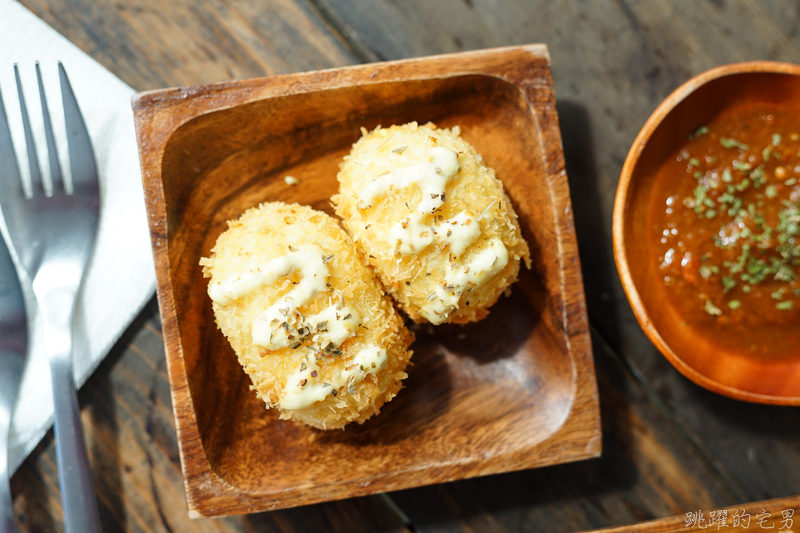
[9,1,800,532]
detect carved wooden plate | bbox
[132,45,600,518]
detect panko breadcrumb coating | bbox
[333,122,530,324]
[200,202,414,430]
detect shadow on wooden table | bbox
[558,100,624,349]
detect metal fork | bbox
[0,63,101,533]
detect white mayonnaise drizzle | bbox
[357,145,510,323]
[306,305,361,350]
[358,146,459,212]
[420,237,509,324]
[209,246,328,305]
[280,345,388,410]
[210,246,387,410]
[390,211,481,256]
[209,245,360,351]
[358,147,482,256]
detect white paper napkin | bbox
[0,0,156,474]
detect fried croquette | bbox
[200,202,414,429]
[333,122,530,324]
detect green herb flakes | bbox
[772,287,787,300]
[722,168,733,183]
[704,299,723,316]
[766,185,778,198]
[720,138,749,150]
[750,165,766,188]
[722,276,737,292]
[699,264,719,279]
[669,113,800,332]
[689,125,709,140]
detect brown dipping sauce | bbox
[649,103,800,358]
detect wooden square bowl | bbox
[132,45,600,518]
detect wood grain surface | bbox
[9,0,800,531]
[587,495,800,532]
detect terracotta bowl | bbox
[614,61,800,405]
[132,45,601,517]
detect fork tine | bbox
[58,62,98,196]
[0,84,24,201]
[36,62,63,195]
[14,64,43,197]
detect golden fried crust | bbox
[332,122,530,324]
[200,202,414,430]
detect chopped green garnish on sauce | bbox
[766,185,778,198]
[699,264,719,279]
[750,165,766,188]
[722,276,737,292]
[722,168,733,183]
[689,125,709,140]
[721,138,749,150]
[671,113,800,331]
[704,299,723,316]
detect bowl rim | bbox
[613,60,800,405]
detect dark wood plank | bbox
[312,0,800,528]
[12,300,409,532]
[18,0,358,89]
